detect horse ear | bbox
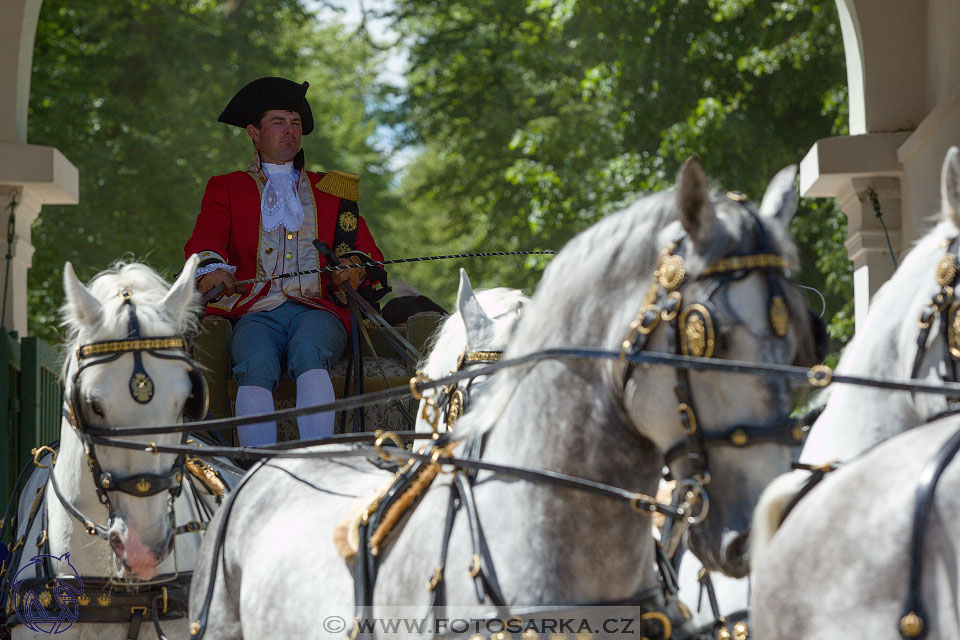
[162,254,201,330]
[456,268,495,350]
[676,155,715,248]
[941,147,960,229]
[759,165,799,227]
[62,262,102,329]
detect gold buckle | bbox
[32,446,57,469]
[467,554,481,578]
[130,606,148,616]
[677,403,698,435]
[374,431,404,463]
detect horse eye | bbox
[90,401,104,417]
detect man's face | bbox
[246,109,302,164]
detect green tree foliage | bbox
[27,0,398,342]
[389,0,853,344]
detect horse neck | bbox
[801,230,950,464]
[470,361,663,602]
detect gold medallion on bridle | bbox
[447,389,464,430]
[948,301,960,359]
[657,255,686,291]
[130,373,154,403]
[679,304,716,358]
[769,296,790,338]
[338,212,358,232]
[937,255,958,287]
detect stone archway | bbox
[0,0,77,335]
[801,0,960,328]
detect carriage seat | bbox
[191,312,443,442]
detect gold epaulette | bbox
[317,170,360,202]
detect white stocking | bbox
[296,368,336,440]
[235,385,277,446]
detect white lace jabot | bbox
[260,162,305,232]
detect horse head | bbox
[60,255,203,580]
[621,158,822,577]
[416,269,527,435]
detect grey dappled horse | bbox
[2,256,239,640]
[188,157,821,639]
[750,148,960,639]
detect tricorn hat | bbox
[218,77,314,135]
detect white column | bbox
[0,142,78,335]
[800,133,910,331]
[837,178,901,329]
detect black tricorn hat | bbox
[218,77,314,135]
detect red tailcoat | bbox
[184,157,383,332]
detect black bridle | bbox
[416,349,504,435]
[56,289,209,540]
[620,200,826,489]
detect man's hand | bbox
[197,269,244,298]
[332,255,366,290]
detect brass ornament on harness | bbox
[640,611,673,640]
[700,254,788,277]
[447,389,465,430]
[657,254,686,291]
[769,296,789,338]
[135,478,152,494]
[130,373,155,403]
[678,304,716,359]
[677,403,698,435]
[732,620,749,640]
[948,300,960,359]
[660,291,683,322]
[807,364,833,388]
[937,254,958,286]
[899,612,923,638]
[78,337,186,359]
[31,445,57,469]
[78,594,91,607]
[374,431,405,463]
[186,457,227,501]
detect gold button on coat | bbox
[265,248,273,254]
[287,233,293,240]
[285,253,292,260]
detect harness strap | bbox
[189,461,267,639]
[899,423,960,639]
[427,484,460,613]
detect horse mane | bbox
[453,185,806,440]
[833,215,957,380]
[60,260,201,379]
[417,287,529,380]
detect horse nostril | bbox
[109,532,124,555]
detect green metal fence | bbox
[0,333,62,530]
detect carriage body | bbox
[189,311,445,441]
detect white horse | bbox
[187,157,821,639]
[1,255,237,640]
[414,268,528,437]
[750,148,960,638]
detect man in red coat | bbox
[185,77,384,446]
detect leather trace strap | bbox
[898,424,960,639]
